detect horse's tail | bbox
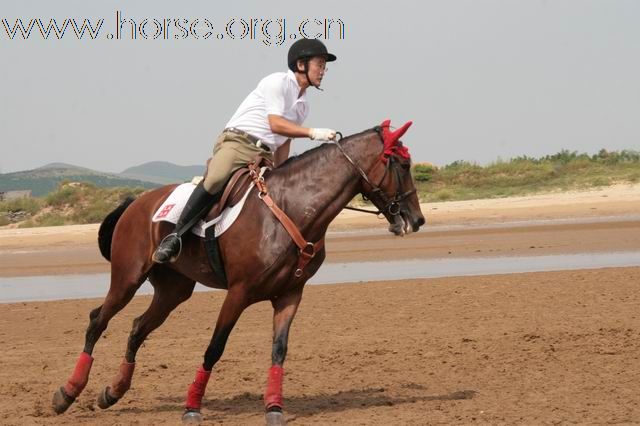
[98,197,136,262]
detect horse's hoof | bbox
[265,410,287,426]
[52,386,75,414]
[182,409,203,424]
[97,386,120,409]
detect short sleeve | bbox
[262,74,286,116]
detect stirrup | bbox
[153,233,183,264]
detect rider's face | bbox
[306,57,327,87]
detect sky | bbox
[1,0,639,174]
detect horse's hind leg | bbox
[52,262,150,414]
[97,266,195,409]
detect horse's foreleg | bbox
[182,288,248,423]
[98,272,196,409]
[264,289,303,426]
[52,274,145,414]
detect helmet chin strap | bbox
[302,60,323,91]
[306,71,323,91]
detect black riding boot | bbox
[152,182,220,264]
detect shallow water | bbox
[1,251,639,303]
[327,214,640,236]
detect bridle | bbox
[333,127,416,217]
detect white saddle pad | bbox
[151,177,257,238]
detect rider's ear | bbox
[296,59,306,73]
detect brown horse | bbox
[51,120,425,424]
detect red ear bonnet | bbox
[380,119,412,162]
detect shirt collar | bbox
[286,69,301,90]
[287,69,307,100]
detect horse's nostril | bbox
[417,217,425,227]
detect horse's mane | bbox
[277,127,378,170]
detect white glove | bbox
[309,128,337,141]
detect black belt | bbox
[224,127,271,152]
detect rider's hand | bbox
[309,128,337,141]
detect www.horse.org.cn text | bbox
[1,11,346,46]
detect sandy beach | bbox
[1,183,639,277]
[0,184,639,424]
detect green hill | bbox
[120,161,205,184]
[0,163,161,197]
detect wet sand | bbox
[0,184,639,424]
[1,269,640,425]
[1,219,640,278]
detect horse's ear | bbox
[380,119,413,162]
[381,119,413,146]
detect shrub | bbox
[590,177,611,187]
[45,184,81,207]
[71,199,114,224]
[0,197,43,215]
[412,163,437,182]
[542,149,584,164]
[434,189,454,201]
[19,212,67,228]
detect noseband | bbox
[333,128,416,217]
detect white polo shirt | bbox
[225,70,309,152]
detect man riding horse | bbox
[152,39,338,264]
[52,37,425,425]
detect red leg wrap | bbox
[110,359,136,398]
[63,352,94,398]
[185,366,212,410]
[264,365,284,410]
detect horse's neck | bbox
[314,134,381,228]
[270,132,380,241]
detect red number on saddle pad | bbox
[156,204,175,219]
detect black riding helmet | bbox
[287,39,337,89]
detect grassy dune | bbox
[414,149,640,202]
[0,182,145,228]
[1,150,639,228]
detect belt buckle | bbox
[256,140,269,151]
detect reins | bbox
[248,126,415,278]
[334,129,416,217]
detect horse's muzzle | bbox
[388,211,425,236]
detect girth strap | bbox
[249,162,324,278]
